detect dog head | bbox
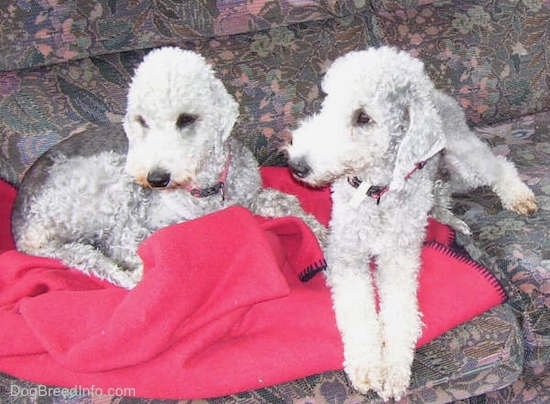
[287,47,445,190]
[123,47,238,189]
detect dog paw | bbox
[454,220,472,236]
[430,205,471,236]
[111,267,142,289]
[377,363,412,402]
[509,193,538,216]
[445,216,472,236]
[497,181,538,216]
[345,362,384,395]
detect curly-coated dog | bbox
[12,47,325,289]
[287,47,537,400]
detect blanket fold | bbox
[0,169,506,399]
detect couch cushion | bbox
[453,111,550,372]
[369,0,550,124]
[0,0,370,72]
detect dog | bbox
[286,46,537,400]
[12,47,325,289]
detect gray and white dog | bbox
[12,47,325,289]
[287,47,537,401]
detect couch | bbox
[0,1,548,402]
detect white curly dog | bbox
[12,47,325,289]
[287,47,537,400]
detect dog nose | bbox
[288,158,311,179]
[147,169,171,188]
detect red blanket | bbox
[0,168,505,399]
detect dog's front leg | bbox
[326,258,383,395]
[249,188,328,245]
[375,247,423,401]
[39,241,142,289]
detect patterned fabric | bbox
[455,112,550,373]
[0,0,370,71]
[370,0,550,124]
[0,0,548,402]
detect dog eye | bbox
[354,110,372,126]
[176,113,198,130]
[135,115,149,128]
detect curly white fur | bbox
[13,47,325,289]
[287,46,537,401]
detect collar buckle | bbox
[347,155,434,207]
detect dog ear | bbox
[389,87,446,192]
[210,79,239,142]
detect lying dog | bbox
[12,47,325,288]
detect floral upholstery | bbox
[370,0,550,124]
[0,0,370,71]
[0,1,548,402]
